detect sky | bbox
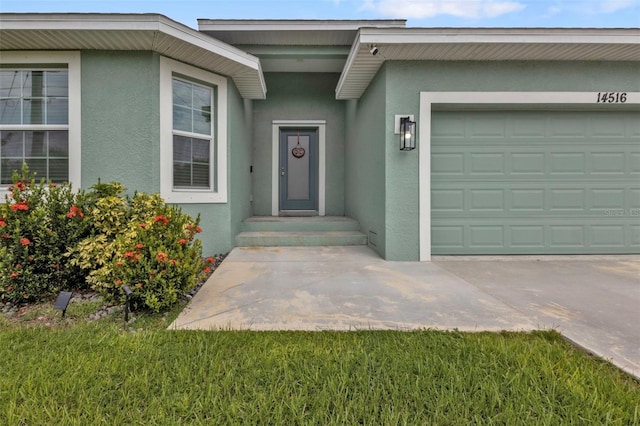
[0,0,638,28]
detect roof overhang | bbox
[0,13,266,99]
[336,27,640,100]
[198,20,406,46]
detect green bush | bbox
[0,167,209,312]
[69,186,208,312]
[0,165,92,303]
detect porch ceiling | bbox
[0,13,267,99]
[336,27,640,100]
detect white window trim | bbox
[271,120,326,216]
[160,56,227,203]
[0,51,81,197]
[418,91,640,261]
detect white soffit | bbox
[0,13,266,99]
[336,27,640,100]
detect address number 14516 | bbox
[597,92,627,103]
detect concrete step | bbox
[236,231,368,247]
[241,216,360,233]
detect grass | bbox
[0,308,638,425]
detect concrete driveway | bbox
[171,246,640,379]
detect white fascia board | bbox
[157,17,263,71]
[335,32,363,99]
[198,20,406,32]
[358,27,640,45]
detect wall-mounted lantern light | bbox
[399,116,416,151]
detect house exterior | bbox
[1,13,638,260]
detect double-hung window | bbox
[0,52,80,192]
[172,78,214,190]
[160,57,227,203]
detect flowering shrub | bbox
[0,165,92,303]
[69,187,207,312]
[0,168,208,312]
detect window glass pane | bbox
[192,139,210,163]
[23,98,44,124]
[46,98,68,124]
[48,131,69,157]
[172,79,192,108]
[192,163,210,188]
[24,158,46,180]
[193,111,211,135]
[48,159,68,182]
[0,99,22,124]
[23,71,45,98]
[25,131,47,157]
[1,130,24,157]
[173,135,191,162]
[45,71,68,97]
[1,159,22,184]
[172,135,210,189]
[172,105,192,133]
[1,130,68,184]
[192,85,210,110]
[173,163,191,187]
[0,70,23,97]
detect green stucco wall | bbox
[377,60,640,260]
[344,67,387,259]
[228,87,253,247]
[252,73,346,216]
[80,51,242,256]
[81,51,160,193]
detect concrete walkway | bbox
[171,246,640,379]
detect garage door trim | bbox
[418,91,640,261]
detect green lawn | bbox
[1,308,639,426]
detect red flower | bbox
[124,251,139,261]
[205,257,214,264]
[115,279,122,286]
[135,243,144,249]
[153,215,169,225]
[20,238,31,246]
[139,223,147,228]
[178,238,187,245]
[0,219,6,227]
[169,259,178,266]
[156,252,168,263]
[6,285,13,291]
[9,272,19,278]
[11,202,28,211]
[67,205,84,218]
[116,260,124,267]
[195,226,203,233]
[203,267,211,274]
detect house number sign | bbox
[597,92,627,103]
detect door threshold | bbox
[279,210,319,217]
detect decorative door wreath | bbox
[291,132,306,158]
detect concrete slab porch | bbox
[170,247,640,379]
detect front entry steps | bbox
[236,216,367,247]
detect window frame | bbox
[160,56,227,203]
[0,52,81,197]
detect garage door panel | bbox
[590,225,626,248]
[630,153,640,175]
[591,152,626,174]
[511,226,545,248]
[431,110,639,254]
